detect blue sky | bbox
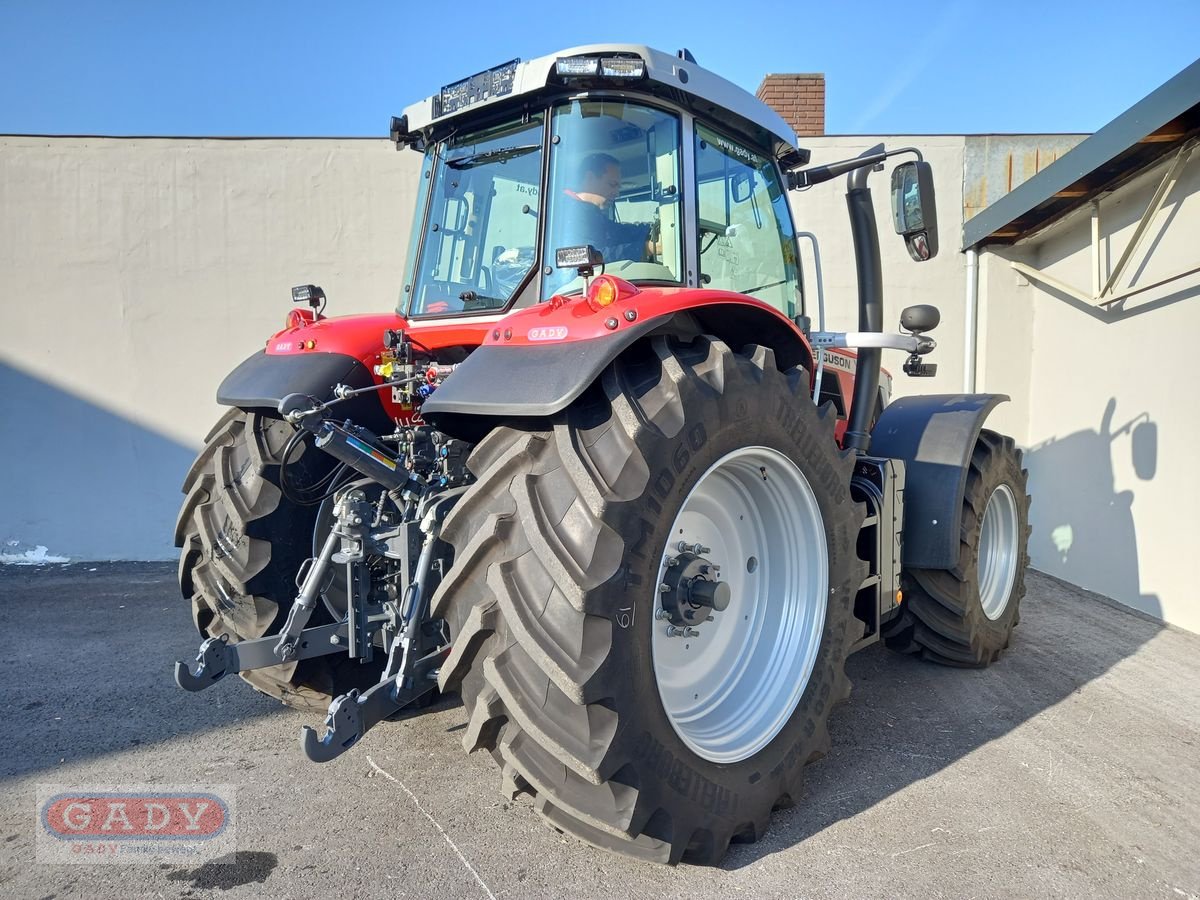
[2,0,1197,137]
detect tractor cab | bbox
[393,46,805,322]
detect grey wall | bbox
[976,149,1200,634]
[0,136,422,559]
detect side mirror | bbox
[890,161,939,262]
[730,171,753,204]
[900,304,940,333]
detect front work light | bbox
[291,284,324,306]
[555,245,604,272]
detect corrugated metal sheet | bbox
[963,57,1200,248]
[963,135,1088,222]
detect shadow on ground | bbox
[0,562,289,784]
[720,570,1163,869]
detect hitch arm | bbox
[274,528,342,662]
[300,491,460,763]
[174,623,347,692]
[300,649,442,763]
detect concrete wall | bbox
[792,136,972,402]
[4,133,1196,636]
[1,133,973,562]
[0,136,421,559]
[976,150,1200,634]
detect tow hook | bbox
[657,548,730,632]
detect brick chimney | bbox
[755,73,825,136]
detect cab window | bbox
[694,124,800,316]
[542,100,683,298]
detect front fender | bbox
[869,393,1009,569]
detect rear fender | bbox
[869,394,1010,569]
[216,349,393,433]
[420,292,814,440]
[215,311,497,432]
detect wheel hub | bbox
[657,549,731,629]
[978,483,1019,620]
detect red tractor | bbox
[175,45,1029,865]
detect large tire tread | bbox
[176,410,379,712]
[431,336,863,864]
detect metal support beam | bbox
[1009,139,1198,311]
[1099,138,1196,299]
[1009,260,1095,305]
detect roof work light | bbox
[555,55,646,80]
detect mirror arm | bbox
[788,147,923,190]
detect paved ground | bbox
[0,563,1197,899]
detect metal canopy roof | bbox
[963,58,1200,249]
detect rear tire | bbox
[175,409,381,711]
[430,336,864,864]
[882,429,1030,667]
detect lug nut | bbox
[655,608,671,621]
[677,541,711,555]
[665,625,700,638]
[658,582,672,594]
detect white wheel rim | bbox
[651,446,828,764]
[978,483,1019,620]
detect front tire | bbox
[430,336,864,864]
[882,429,1031,666]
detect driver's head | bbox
[578,153,622,205]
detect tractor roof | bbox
[401,44,802,160]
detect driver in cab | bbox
[559,153,659,264]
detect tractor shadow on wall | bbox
[722,398,1162,868]
[1021,397,1160,618]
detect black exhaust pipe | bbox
[843,145,884,455]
